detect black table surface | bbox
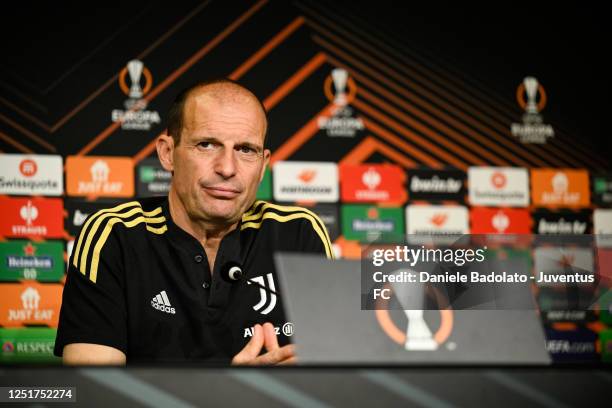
[1,365,610,407]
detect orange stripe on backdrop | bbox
[0,113,56,152]
[0,96,51,132]
[229,17,304,80]
[315,36,566,168]
[302,13,518,131]
[50,1,213,133]
[77,0,268,156]
[263,52,327,111]
[304,11,581,165]
[135,84,332,165]
[133,33,323,164]
[325,32,598,169]
[325,55,517,166]
[51,76,118,133]
[360,116,445,169]
[355,87,498,167]
[0,131,34,153]
[357,106,464,170]
[270,103,336,165]
[133,132,165,164]
[339,136,416,168]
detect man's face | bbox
[170,91,269,226]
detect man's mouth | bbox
[202,185,241,198]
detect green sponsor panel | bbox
[0,240,64,282]
[600,329,612,363]
[0,328,60,364]
[139,165,156,183]
[341,205,404,243]
[599,288,612,325]
[256,167,272,200]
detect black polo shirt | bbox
[54,196,333,363]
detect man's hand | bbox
[63,343,126,365]
[231,323,296,365]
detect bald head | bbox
[166,79,267,146]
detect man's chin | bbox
[200,203,241,224]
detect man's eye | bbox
[237,146,255,154]
[197,142,216,149]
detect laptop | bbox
[275,253,551,365]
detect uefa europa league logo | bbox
[118,58,153,109]
[331,68,348,106]
[127,60,144,99]
[523,77,539,114]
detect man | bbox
[54,79,333,365]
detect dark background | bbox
[1,0,609,166]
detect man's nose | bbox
[213,146,237,178]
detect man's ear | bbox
[259,149,271,183]
[157,133,175,172]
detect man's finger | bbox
[255,344,295,365]
[277,356,298,366]
[232,324,264,365]
[262,322,279,351]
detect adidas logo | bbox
[151,290,176,314]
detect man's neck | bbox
[168,190,238,272]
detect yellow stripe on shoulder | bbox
[89,213,166,283]
[78,205,162,273]
[242,202,333,252]
[72,201,141,269]
[75,204,166,282]
[241,210,333,259]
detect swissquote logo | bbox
[112,59,161,130]
[318,68,364,137]
[468,167,529,207]
[375,285,454,351]
[151,290,175,314]
[273,161,339,202]
[511,76,554,144]
[248,273,277,315]
[0,154,63,196]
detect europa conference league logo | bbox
[112,59,161,130]
[511,76,554,144]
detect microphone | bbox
[220,261,278,295]
[221,262,244,281]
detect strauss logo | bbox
[19,201,38,226]
[362,167,381,190]
[491,211,510,233]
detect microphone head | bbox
[220,261,243,282]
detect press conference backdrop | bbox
[0,0,610,365]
